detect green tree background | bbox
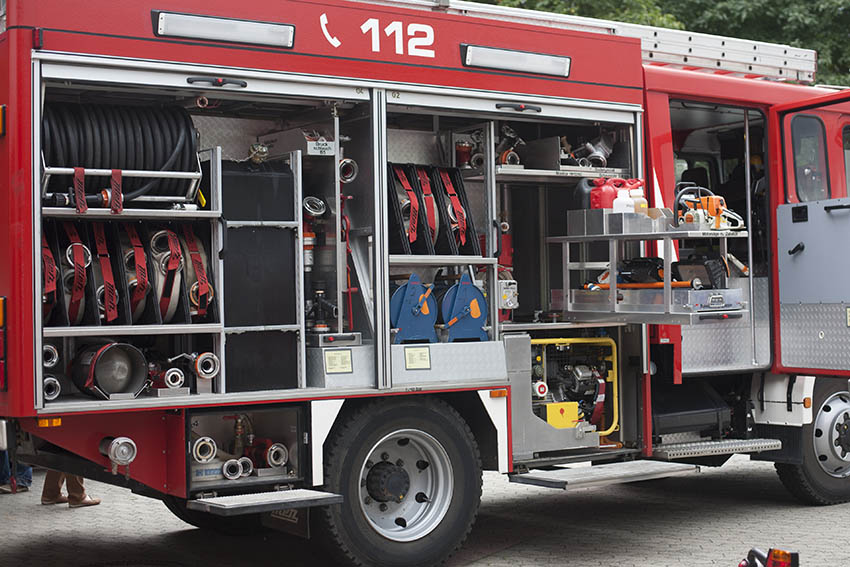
[469,0,850,86]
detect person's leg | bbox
[14,462,33,488]
[0,451,10,485]
[66,474,99,507]
[41,470,66,502]
[65,474,85,504]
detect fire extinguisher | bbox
[302,196,327,276]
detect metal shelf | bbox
[389,254,498,266]
[42,207,220,219]
[44,323,223,338]
[563,308,748,326]
[501,321,625,331]
[464,166,630,185]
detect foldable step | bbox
[508,460,699,490]
[186,489,343,516]
[653,438,782,460]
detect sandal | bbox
[42,494,70,505]
[69,495,101,508]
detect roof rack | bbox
[358,0,817,83]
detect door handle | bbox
[495,103,542,113]
[187,76,248,88]
[824,203,850,213]
[787,242,805,256]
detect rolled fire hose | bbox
[41,103,196,207]
[62,242,92,326]
[150,229,183,323]
[119,225,150,323]
[178,226,213,319]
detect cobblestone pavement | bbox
[0,455,845,567]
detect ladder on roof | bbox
[357,0,817,83]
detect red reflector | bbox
[0,359,5,390]
[0,329,5,359]
[766,549,797,567]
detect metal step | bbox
[653,438,782,461]
[186,489,343,517]
[508,460,699,490]
[515,448,641,471]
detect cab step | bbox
[653,438,782,460]
[508,460,699,490]
[185,489,343,516]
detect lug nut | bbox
[381,452,390,461]
[364,496,372,505]
[379,503,388,512]
[396,459,404,467]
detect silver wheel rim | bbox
[813,391,850,478]
[358,428,453,542]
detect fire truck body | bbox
[2,0,849,564]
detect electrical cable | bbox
[41,103,196,207]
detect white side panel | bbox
[477,390,509,473]
[751,374,815,427]
[310,399,346,486]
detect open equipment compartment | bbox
[33,58,378,408]
[186,405,304,495]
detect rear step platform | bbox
[186,489,343,516]
[508,460,699,490]
[653,438,782,460]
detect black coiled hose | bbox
[42,103,197,206]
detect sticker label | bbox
[404,346,431,370]
[324,348,353,374]
[846,307,850,327]
[307,140,336,156]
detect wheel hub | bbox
[366,462,410,503]
[358,429,454,543]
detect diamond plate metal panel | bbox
[387,129,442,164]
[780,303,850,370]
[682,277,770,374]
[391,341,507,386]
[194,116,279,162]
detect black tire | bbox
[315,397,482,567]
[776,378,850,505]
[162,495,265,535]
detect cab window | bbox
[843,126,850,191]
[791,114,830,202]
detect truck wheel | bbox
[162,495,264,535]
[316,398,482,567]
[776,379,850,505]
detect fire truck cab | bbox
[1,0,849,564]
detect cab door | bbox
[770,90,850,374]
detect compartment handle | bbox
[495,103,541,113]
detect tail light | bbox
[766,549,799,567]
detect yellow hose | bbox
[530,337,619,437]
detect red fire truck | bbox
[1,0,849,564]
